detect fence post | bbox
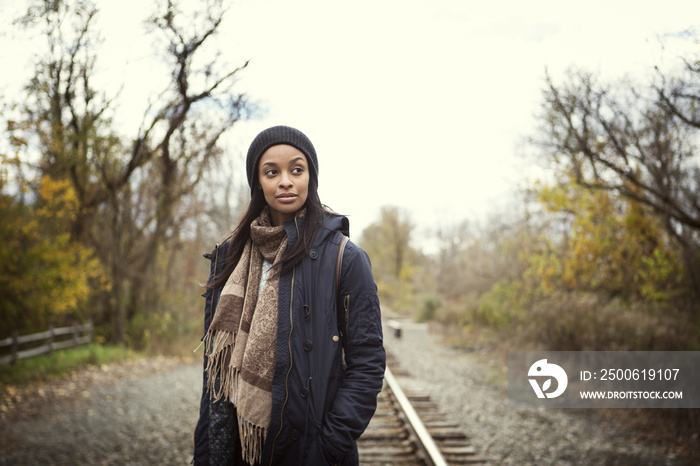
[48,324,54,353]
[88,319,93,343]
[10,330,18,364]
[72,323,79,346]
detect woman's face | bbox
[258,144,310,226]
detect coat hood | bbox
[283,212,349,249]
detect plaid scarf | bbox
[203,207,288,464]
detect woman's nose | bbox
[279,173,292,188]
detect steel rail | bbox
[383,365,449,466]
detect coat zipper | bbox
[214,243,220,271]
[268,266,295,465]
[268,217,299,465]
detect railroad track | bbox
[357,352,487,465]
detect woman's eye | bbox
[265,169,278,176]
[292,167,304,174]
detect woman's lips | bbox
[276,193,297,204]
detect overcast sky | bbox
[1,0,698,248]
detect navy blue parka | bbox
[193,214,385,465]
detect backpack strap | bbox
[335,235,349,295]
[335,235,350,352]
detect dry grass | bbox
[424,296,700,464]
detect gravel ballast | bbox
[0,357,202,465]
[384,322,691,465]
[0,326,694,465]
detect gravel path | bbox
[0,357,203,465]
[0,326,694,465]
[384,322,692,466]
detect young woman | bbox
[193,125,386,465]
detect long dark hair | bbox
[208,174,335,290]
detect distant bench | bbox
[386,319,428,339]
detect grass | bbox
[0,321,203,395]
[0,343,142,389]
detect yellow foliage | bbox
[36,176,79,223]
[360,206,418,311]
[530,181,683,303]
[0,173,108,334]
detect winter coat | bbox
[193,214,386,465]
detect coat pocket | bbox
[305,432,337,466]
[338,294,350,345]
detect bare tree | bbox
[9,0,252,342]
[360,206,415,280]
[535,68,700,294]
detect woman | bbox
[193,125,386,465]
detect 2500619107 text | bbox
[580,369,680,381]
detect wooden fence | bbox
[0,321,93,365]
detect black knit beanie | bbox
[246,125,318,193]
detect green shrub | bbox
[473,281,527,328]
[415,293,442,323]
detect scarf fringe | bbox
[200,210,289,463]
[203,329,236,402]
[239,416,266,465]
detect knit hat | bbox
[246,125,318,193]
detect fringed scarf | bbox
[203,207,288,464]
